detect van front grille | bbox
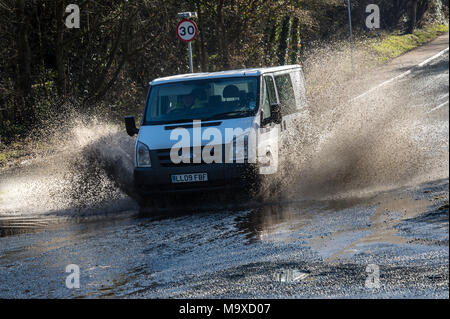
[156,146,226,167]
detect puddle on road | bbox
[0,210,138,238]
[322,194,431,262]
[0,216,59,237]
[242,188,440,262]
[236,201,323,243]
[235,196,376,243]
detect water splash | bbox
[0,118,138,217]
[0,48,448,217]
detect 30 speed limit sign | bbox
[176,19,198,42]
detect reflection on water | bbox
[0,209,137,238]
[235,198,367,243]
[235,203,312,243]
[0,216,56,237]
[234,187,437,257]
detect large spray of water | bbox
[268,44,449,200]
[0,44,448,217]
[0,117,139,217]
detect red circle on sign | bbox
[176,19,198,42]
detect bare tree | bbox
[408,0,418,33]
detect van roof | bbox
[150,65,302,85]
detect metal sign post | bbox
[188,42,194,73]
[177,12,198,73]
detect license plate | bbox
[171,173,208,184]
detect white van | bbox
[125,65,307,197]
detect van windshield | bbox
[144,77,259,125]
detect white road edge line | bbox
[427,100,449,114]
[350,47,450,103]
[418,47,450,67]
[438,93,449,101]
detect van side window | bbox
[262,76,277,119]
[291,69,307,110]
[274,74,296,115]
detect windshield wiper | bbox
[146,118,201,125]
[146,111,255,125]
[203,110,255,121]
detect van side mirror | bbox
[270,103,282,124]
[260,110,267,127]
[125,116,139,136]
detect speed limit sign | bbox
[176,19,198,42]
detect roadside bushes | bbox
[0,0,447,146]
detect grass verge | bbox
[368,24,449,62]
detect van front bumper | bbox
[134,163,258,195]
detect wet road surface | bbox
[0,46,448,299]
[0,180,448,298]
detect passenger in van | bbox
[222,85,254,110]
[223,85,240,102]
[222,85,242,110]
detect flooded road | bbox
[0,180,448,298]
[0,43,448,298]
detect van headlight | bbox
[136,141,151,167]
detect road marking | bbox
[418,48,450,67]
[438,93,449,101]
[349,71,411,102]
[350,47,450,103]
[427,100,449,114]
[409,103,433,108]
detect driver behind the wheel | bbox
[182,93,195,108]
[171,89,206,112]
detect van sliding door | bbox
[258,75,280,175]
